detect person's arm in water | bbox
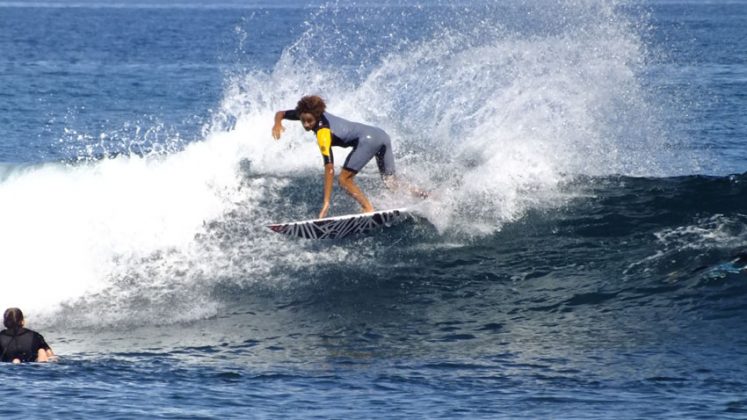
[34,331,55,362]
[34,348,56,363]
[317,127,334,218]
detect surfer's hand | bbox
[319,203,330,219]
[272,123,285,140]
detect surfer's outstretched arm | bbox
[317,127,335,219]
[272,111,287,140]
[320,163,334,219]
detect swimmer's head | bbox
[3,307,24,330]
[296,95,326,131]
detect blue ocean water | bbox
[1,0,746,418]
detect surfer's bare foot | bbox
[383,175,429,199]
[411,187,429,199]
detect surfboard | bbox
[268,208,410,239]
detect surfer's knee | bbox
[338,170,356,188]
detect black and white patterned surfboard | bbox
[268,208,409,239]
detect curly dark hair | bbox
[3,307,23,330]
[295,95,326,119]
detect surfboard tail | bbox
[268,224,285,233]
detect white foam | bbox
[0,130,247,317]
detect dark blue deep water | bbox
[1,1,746,418]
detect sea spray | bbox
[227,0,674,234]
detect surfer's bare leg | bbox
[339,169,374,213]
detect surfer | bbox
[0,308,55,363]
[272,95,425,218]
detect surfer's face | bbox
[300,112,317,131]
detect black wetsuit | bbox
[0,328,51,363]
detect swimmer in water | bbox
[0,308,55,364]
[273,95,426,218]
